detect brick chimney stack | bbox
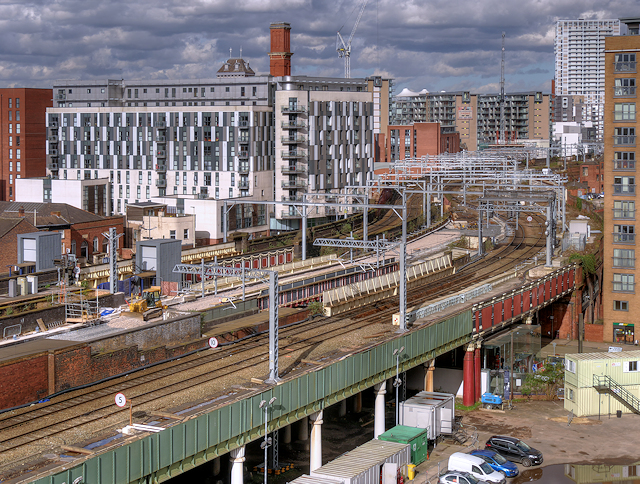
[269,22,292,77]
[18,206,24,217]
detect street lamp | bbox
[259,397,277,484]
[392,346,405,426]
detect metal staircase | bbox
[593,374,640,414]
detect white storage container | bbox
[398,391,455,441]
[27,275,38,295]
[311,439,410,484]
[288,475,343,484]
[17,276,28,296]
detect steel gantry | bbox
[477,189,557,266]
[173,263,281,383]
[313,235,399,267]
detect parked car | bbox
[485,436,543,467]
[470,449,519,477]
[448,452,506,484]
[439,470,490,484]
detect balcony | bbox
[281,135,306,144]
[155,179,167,188]
[614,233,636,244]
[281,195,304,202]
[157,135,166,143]
[280,210,301,219]
[238,165,250,175]
[614,62,637,73]
[49,149,59,156]
[614,86,637,97]
[238,180,250,189]
[155,164,167,172]
[281,150,306,160]
[47,162,59,171]
[325,207,337,216]
[48,135,59,143]
[281,180,307,189]
[156,121,166,128]
[281,164,307,175]
[281,104,306,114]
[613,183,636,195]
[56,94,66,100]
[156,150,166,158]
[237,151,249,159]
[614,136,637,146]
[281,121,306,129]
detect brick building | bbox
[383,122,460,162]
[567,159,605,195]
[0,89,53,202]
[0,202,124,265]
[0,217,39,273]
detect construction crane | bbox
[336,0,368,78]
[499,31,506,144]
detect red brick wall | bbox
[0,354,49,409]
[63,216,124,260]
[0,218,40,270]
[584,323,604,342]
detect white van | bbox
[448,452,506,484]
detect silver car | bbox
[439,470,490,484]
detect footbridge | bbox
[20,265,575,484]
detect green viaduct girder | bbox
[27,312,472,484]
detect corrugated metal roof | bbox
[567,349,640,361]
[288,476,343,484]
[311,440,408,479]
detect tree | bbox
[521,363,564,400]
[568,252,597,324]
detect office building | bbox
[602,18,640,343]
[554,19,621,140]
[0,89,52,202]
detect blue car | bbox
[470,450,519,478]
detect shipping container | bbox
[310,439,410,484]
[378,425,430,465]
[398,391,455,441]
[287,476,343,484]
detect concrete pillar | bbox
[213,457,221,477]
[463,344,475,407]
[338,399,347,417]
[282,424,292,444]
[424,360,435,392]
[374,381,387,438]
[298,416,309,441]
[310,410,323,472]
[229,446,245,484]
[48,351,55,395]
[474,342,482,402]
[353,393,362,413]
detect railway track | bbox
[0,212,547,477]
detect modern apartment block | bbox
[384,123,460,162]
[0,89,52,202]
[602,18,640,343]
[391,90,551,151]
[44,23,392,240]
[554,19,621,139]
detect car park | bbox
[470,449,519,477]
[439,470,489,484]
[485,436,543,467]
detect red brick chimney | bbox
[269,22,292,77]
[18,206,24,217]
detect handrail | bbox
[593,374,640,413]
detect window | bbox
[614,224,635,243]
[614,300,629,311]
[615,103,636,121]
[170,230,176,239]
[565,359,576,373]
[615,78,636,97]
[8,136,12,146]
[582,166,588,176]
[16,124,20,133]
[229,187,233,198]
[87,88,91,94]
[127,89,131,98]
[613,273,635,292]
[8,124,12,133]
[624,361,639,372]
[614,127,636,145]
[613,248,635,268]
[241,87,245,97]
[184,229,189,240]
[7,111,11,121]
[614,200,635,219]
[15,111,19,121]
[7,98,11,108]
[614,152,635,170]
[225,87,230,92]
[93,237,99,252]
[252,86,257,96]
[614,176,635,194]
[615,53,637,72]
[15,98,19,108]
[16,149,20,159]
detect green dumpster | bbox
[378,425,429,465]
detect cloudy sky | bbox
[0,0,636,94]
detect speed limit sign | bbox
[527,216,533,222]
[208,337,219,349]
[115,393,127,407]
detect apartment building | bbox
[554,19,621,140]
[0,89,52,202]
[602,18,640,343]
[44,23,392,240]
[383,123,460,162]
[390,90,551,151]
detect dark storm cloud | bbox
[0,0,636,92]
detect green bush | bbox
[307,301,325,317]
